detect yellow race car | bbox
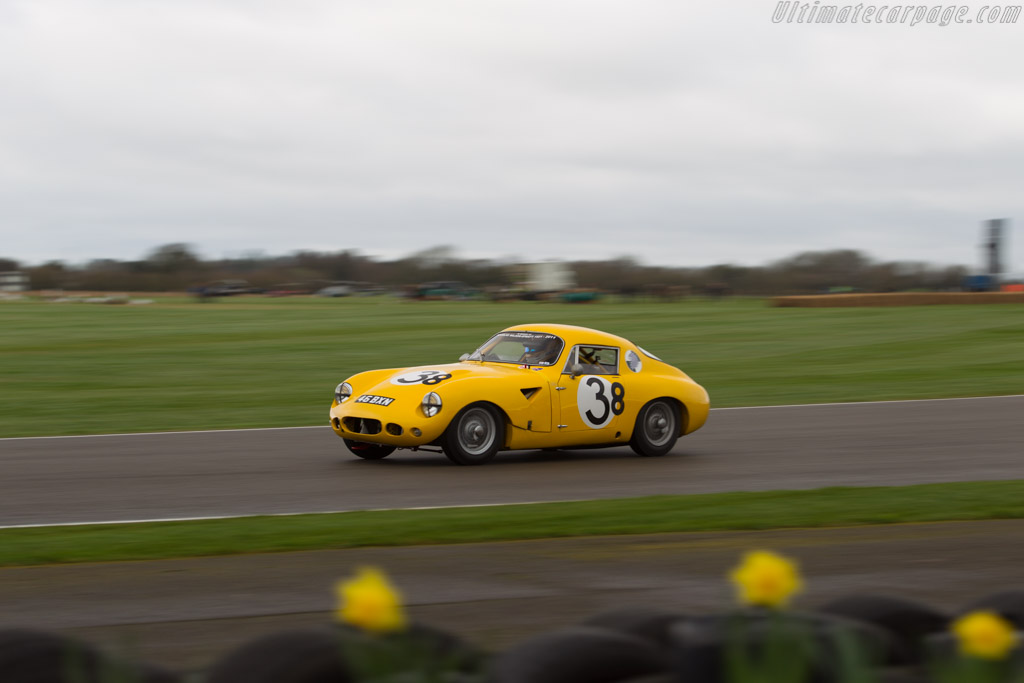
[329,324,709,465]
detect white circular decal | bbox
[389,369,453,386]
[576,376,626,428]
[625,350,642,373]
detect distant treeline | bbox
[0,244,968,295]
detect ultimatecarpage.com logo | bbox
[772,1,1021,25]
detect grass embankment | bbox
[775,292,1024,307]
[2,297,1023,437]
[4,481,1024,567]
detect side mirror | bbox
[459,353,470,361]
[570,363,584,378]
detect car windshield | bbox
[469,331,565,366]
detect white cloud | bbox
[0,0,1021,271]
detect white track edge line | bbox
[2,394,1023,442]
[0,499,588,531]
[0,425,328,441]
[712,394,1024,410]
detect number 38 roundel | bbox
[390,369,453,386]
[576,376,625,428]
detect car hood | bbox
[350,361,551,400]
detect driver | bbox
[521,337,559,365]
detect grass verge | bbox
[3,296,1024,436]
[4,480,1024,567]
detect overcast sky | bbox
[1,0,1022,270]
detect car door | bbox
[555,344,628,442]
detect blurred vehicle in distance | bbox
[266,283,313,297]
[963,274,997,292]
[412,281,475,300]
[316,282,355,297]
[190,279,259,297]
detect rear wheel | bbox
[343,439,395,460]
[629,399,679,457]
[442,403,504,465]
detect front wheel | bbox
[629,399,679,457]
[441,403,505,465]
[343,439,396,460]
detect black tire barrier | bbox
[0,629,180,683]
[818,594,950,665]
[204,622,488,683]
[487,626,671,683]
[875,667,931,683]
[581,607,690,650]
[332,621,489,675]
[7,591,1024,683]
[204,627,354,683]
[668,610,895,683]
[609,676,678,683]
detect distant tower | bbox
[983,219,1007,276]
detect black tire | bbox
[205,628,349,683]
[441,403,505,465]
[629,399,679,457]
[343,439,395,460]
[489,627,670,683]
[0,629,180,683]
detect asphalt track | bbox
[1,395,1023,527]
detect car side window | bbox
[562,345,620,375]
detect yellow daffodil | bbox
[729,550,803,609]
[335,566,408,634]
[953,611,1018,660]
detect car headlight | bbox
[422,391,442,417]
[335,382,353,403]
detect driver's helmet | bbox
[522,337,558,364]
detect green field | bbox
[2,296,1023,437]
[3,481,1024,567]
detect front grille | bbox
[342,417,382,435]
